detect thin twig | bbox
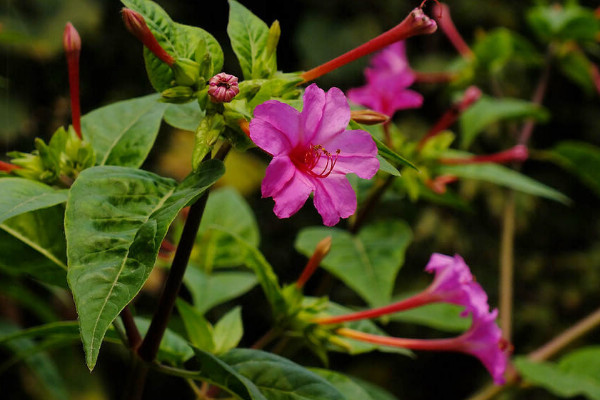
[499,191,515,340]
[120,306,142,351]
[349,175,395,234]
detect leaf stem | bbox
[120,306,142,351]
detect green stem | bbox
[499,191,515,341]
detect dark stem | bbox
[138,192,209,362]
[250,328,281,350]
[349,175,395,234]
[120,306,142,351]
[122,359,149,400]
[518,49,552,146]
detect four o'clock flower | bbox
[348,41,423,117]
[250,84,379,226]
[336,309,509,384]
[315,253,489,325]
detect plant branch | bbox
[467,306,600,400]
[120,306,142,351]
[349,175,395,234]
[499,191,515,340]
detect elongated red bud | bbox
[440,145,529,165]
[0,160,21,173]
[433,3,473,59]
[301,8,437,83]
[122,8,175,66]
[64,22,82,139]
[296,236,332,289]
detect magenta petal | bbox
[313,175,357,226]
[301,84,326,142]
[250,100,300,155]
[323,129,379,179]
[309,87,351,145]
[261,156,295,198]
[347,86,385,115]
[272,170,314,219]
[389,89,423,111]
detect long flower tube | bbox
[63,23,82,139]
[0,160,21,173]
[122,8,175,66]
[314,254,489,325]
[300,7,436,83]
[439,145,529,165]
[337,309,509,384]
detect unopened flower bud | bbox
[350,110,390,125]
[432,3,474,59]
[208,73,240,103]
[266,20,281,58]
[172,58,201,87]
[296,236,332,289]
[458,86,482,111]
[64,22,82,139]
[161,86,195,103]
[122,8,175,66]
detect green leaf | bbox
[560,347,600,381]
[221,348,345,400]
[460,96,549,148]
[527,4,600,43]
[136,317,195,365]
[310,369,398,400]
[192,347,267,400]
[184,269,258,314]
[515,353,600,400]
[81,94,167,167]
[0,320,69,400]
[295,221,412,307]
[176,299,215,352]
[195,187,260,269]
[549,141,600,197]
[0,178,67,225]
[0,206,67,287]
[66,160,224,370]
[227,0,276,79]
[377,155,401,176]
[388,300,470,333]
[164,102,204,132]
[438,163,570,204]
[361,122,417,171]
[557,47,596,95]
[121,0,223,91]
[214,306,243,354]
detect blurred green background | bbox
[1,0,599,399]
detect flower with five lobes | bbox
[348,41,423,117]
[249,84,380,226]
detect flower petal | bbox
[261,156,295,198]
[250,100,300,155]
[389,89,423,111]
[311,86,352,144]
[322,129,379,179]
[300,84,326,143]
[347,86,385,115]
[272,170,314,219]
[313,175,357,226]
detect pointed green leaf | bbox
[460,96,549,148]
[121,0,223,91]
[164,102,204,132]
[221,348,345,400]
[295,221,412,307]
[550,141,600,197]
[184,269,257,314]
[0,206,67,287]
[81,94,167,167]
[193,348,267,400]
[176,299,215,352]
[438,163,570,204]
[515,352,600,400]
[227,0,276,79]
[134,317,194,364]
[214,306,243,354]
[310,369,398,400]
[195,187,260,269]
[66,160,224,370]
[0,178,67,224]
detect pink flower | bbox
[208,73,240,103]
[250,84,379,226]
[424,253,489,318]
[347,41,423,117]
[337,309,509,384]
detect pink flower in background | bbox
[347,41,423,117]
[250,84,379,226]
[424,253,490,318]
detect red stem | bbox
[433,3,473,59]
[337,327,459,351]
[0,161,21,173]
[314,290,434,324]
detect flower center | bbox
[217,81,231,89]
[292,144,340,178]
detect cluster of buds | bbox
[121,8,239,104]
